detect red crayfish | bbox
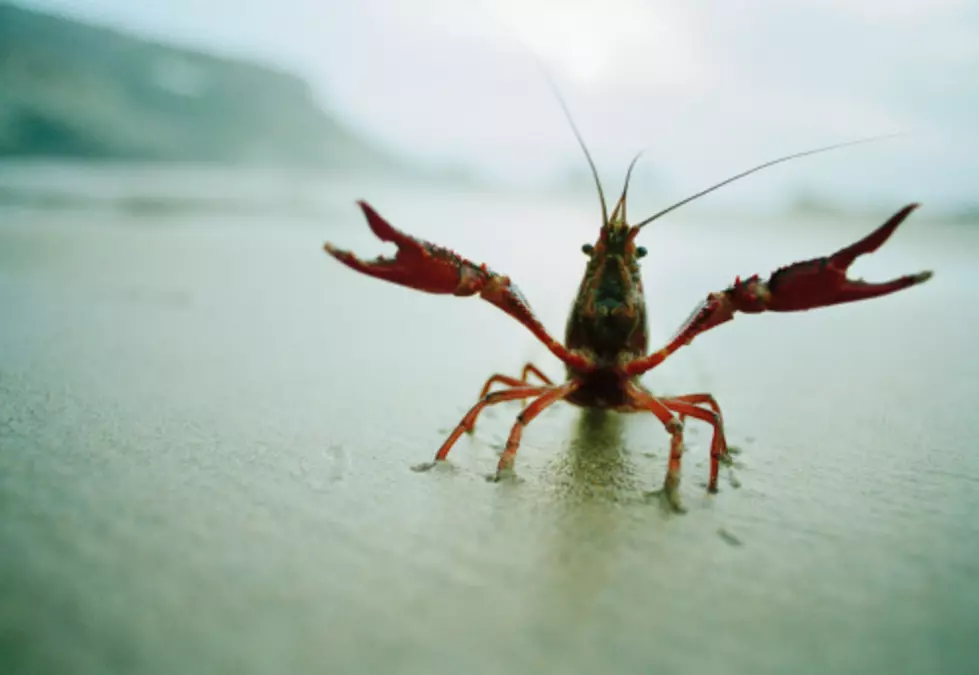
[323,104,932,511]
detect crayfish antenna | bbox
[633,133,908,230]
[611,151,644,224]
[539,69,609,228]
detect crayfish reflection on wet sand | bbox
[323,106,932,512]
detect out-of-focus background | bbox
[1,0,977,214]
[2,2,978,675]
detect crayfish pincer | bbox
[323,109,932,512]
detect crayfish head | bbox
[582,174,647,266]
[567,218,649,362]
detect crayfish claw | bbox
[830,269,933,305]
[754,203,932,312]
[620,205,933,379]
[832,202,919,268]
[357,200,413,247]
[324,201,480,295]
[326,201,593,374]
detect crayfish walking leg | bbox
[662,398,729,493]
[412,385,552,472]
[465,363,554,433]
[626,384,688,512]
[476,363,553,399]
[668,393,723,422]
[490,380,581,480]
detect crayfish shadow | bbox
[541,408,648,504]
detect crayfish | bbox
[323,101,932,511]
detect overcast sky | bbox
[15,0,979,210]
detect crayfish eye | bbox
[636,246,648,258]
[581,243,594,256]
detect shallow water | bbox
[2,176,979,675]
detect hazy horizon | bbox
[8,0,979,212]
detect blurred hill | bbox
[0,3,404,172]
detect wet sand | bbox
[2,187,978,674]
